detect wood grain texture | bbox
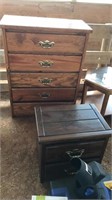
[8,54,81,72]
[35,104,111,182]
[6,32,86,54]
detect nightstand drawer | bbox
[8,54,81,72]
[12,88,76,102]
[45,140,105,163]
[10,72,78,87]
[6,32,85,54]
[45,157,100,181]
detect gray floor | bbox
[0,93,112,200]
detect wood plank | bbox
[73,3,111,23]
[0,2,111,52]
[0,49,5,63]
[0,80,8,92]
[84,51,112,65]
[87,24,112,51]
[88,24,112,40]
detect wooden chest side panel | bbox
[41,109,97,123]
[43,119,105,136]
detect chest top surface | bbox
[35,104,111,143]
[0,15,92,33]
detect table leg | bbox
[101,93,109,116]
[81,81,89,104]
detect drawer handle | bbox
[39,40,55,48]
[65,149,85,159]
[39,93,50,98]
[38,60,53,67]
[39,78,53,85]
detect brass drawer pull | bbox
[39,78,53,85]
[39,93,50,99]
[39,40,55,48]
[38,60,53,67]
[66,148,85,159]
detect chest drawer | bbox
[12,88,76,102]
[6,32,85,54]
[10,72,78,87]
[8,54,81,72]
[45,140,105,163]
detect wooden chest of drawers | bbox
[0,15,92,116]
[34,104,112,183]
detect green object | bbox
[37,196,45,200]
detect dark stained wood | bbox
[0,1,111,23]
[34,104,112,182]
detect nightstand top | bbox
[34,104,111,143]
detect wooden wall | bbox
[0,1,112,22]
[0,1,112,49]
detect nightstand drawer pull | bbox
[66,148,85,159]
[39,40,55,48]
[39,78,53,85]
[39,93,50,98]
[39,60,53,67]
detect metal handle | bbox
[39,93,50,99]
[39,78,53,85]
[65,148,85,159]
[39,40,55,48]
[38,60,53,67]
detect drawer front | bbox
[12,102,38,116]
[10,72,78,87]
[6,32,85,54]
[8,54,81,72]
[12,101,74,116]
[45,140,105,163]
[45,157,101,182]
[12,88,76,102]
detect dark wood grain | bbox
[35,104,112,182]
